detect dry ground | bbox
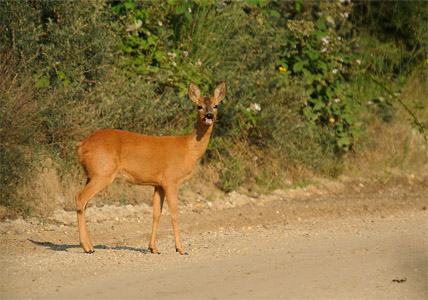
[0,176,427,299]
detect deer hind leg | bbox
[164,185,187,255]
[75,175,115,253]
[148,186,165,254]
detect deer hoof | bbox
[149,247,161,254]
[176,248,188,255]
[80,242,95,253]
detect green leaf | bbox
[302,68,311,76]
[124,2,135,10]
[147,35,157,46]
[293,61,306,73]
[317,61,328,72]
[139,40,149,50]
[316,17,326,31]
[342,113,355,123]
[303,106,317,121]
[313,99,324,111]
[35,77,50,88]
[332,103,341,114]
[154,50,166,62]
[308,49,320,61]
[185,11,193,22]
[269,10,280,17]
[111,4,124,15]
[247,0,259,6]
[56,70,66,80]
[175,5,186,14]
[337,136,351,147]
[295,1,301,12]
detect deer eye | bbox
[197,106,203,110]
[213,105,218,109]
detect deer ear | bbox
[188,82,201,104]
[213,81,226,103]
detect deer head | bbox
[188,81,226,126]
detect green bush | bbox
[0,1,118,212]
[1,0,426,216]
[352,1,428,76]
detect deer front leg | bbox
[148,186,165,254]
[164,185,187,255]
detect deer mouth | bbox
[203,117,214,126]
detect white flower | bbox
[321,48,327,53]
[334,98,340,103]
[356,59,361,65]
[172,61,177,67]
[195,59,202,66]
[332,69,338,74]
[183,51,189,57]
[337,36,342,41]
[188,7,192,13]
[321,36,329,45]
[248,103,261,112]
[167,52,177,59]
[126,19,142,33]
[158,21,163,27]
[252,103,261,111]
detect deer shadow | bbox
[28,239,151,254]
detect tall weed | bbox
[1,0,427,217]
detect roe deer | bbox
[75,82,226,255]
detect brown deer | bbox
[75,82,226,255]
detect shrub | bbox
[1,0,426,217]
[0,1,119,214]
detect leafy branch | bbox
[367,73,427,148]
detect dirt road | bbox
[1,177,427,299]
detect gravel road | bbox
[1,177,427,299]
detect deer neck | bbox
[188,120,214,161]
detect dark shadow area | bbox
[28,239,151,254]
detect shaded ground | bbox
[0,176,427,299]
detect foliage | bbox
[276,1,361,150]
[0,1,118,211]
[111,1,210,96]
[351,0,428,150]
[0,0,427,216]
[352,0,428,76]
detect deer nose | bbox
[205,113,214,120]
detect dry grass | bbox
[7,73,427,220]
[347,71,428,179]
